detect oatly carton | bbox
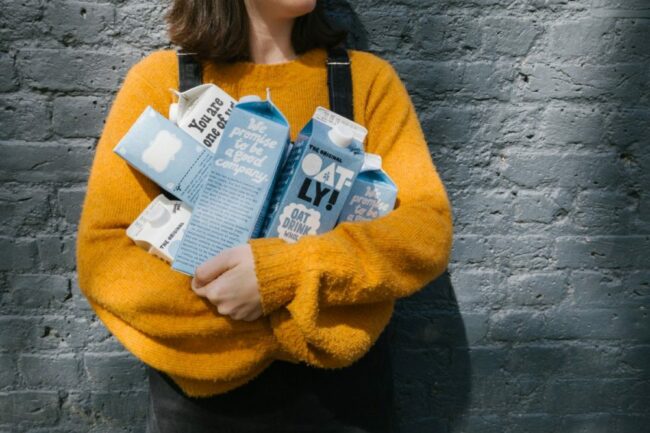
[171,91,290,276]
[113,107,213,208]
[262,107,366,243]
[169,84,236,153]
[127,194,192,263]
[337,153,398,222]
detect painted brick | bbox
[541,104,606,145]
[0,0,44,43]
[0,237,38,271]
[114,4,169,48]
[89,391,148,426]
[43,1,115,46]
[57,187,86,226]
[490,310,546,342]
[507,271,568,306]
[1,0,649,431]
[556,236,650,268]
[500,148,623,189]
[83,353,147,391]
[18,354,82,388]
[0,95,51,141]
[0,53,18,92]
[547,19,616,60]
[17,49,138,92]
[519,63,648,103]
[0,391,60,426]
[0,142,93,183]
[0,355,17,389]
[36,235,77,272]
[480,17,542,56]
[0,186,51,236]
[52,96,110,138]
[4,274,70,310]
[514,189,572,224]
[451,269,504,307]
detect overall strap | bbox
[177,51,203,92]
[326,45,354,121]
[160,52,201,201]
[176,47,354,120]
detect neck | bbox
[245,5,296,64]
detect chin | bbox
[278,0,318,18]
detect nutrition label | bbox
[170,97,290,276]
[171,171,262,275]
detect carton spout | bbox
[239,94,262,103]
[168,103,179,123]
[361,153,383,172]
[328,124,354,148]
[145,203,171,228]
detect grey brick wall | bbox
[1,0,648,431]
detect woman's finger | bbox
[190,277,210,297]
[193,249,235,287]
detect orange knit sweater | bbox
[75,47,453,398]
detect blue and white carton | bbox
[169,84,236,153]
[126,194,192,263]
[171,91,290,276]
[262,107,367,243]
[337,153,398,222]
[113,107,213,208]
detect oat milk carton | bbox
[337,153,398,222]
[171,92,290,276]
[126,194,192,263]
[262,107,366,243]
[113,107,213,208]
[169,84,236,153]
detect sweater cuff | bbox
[248,237,303,316]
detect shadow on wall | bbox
[325,2,473,432]
[392,273,472,433]
[325,1,650,431]
[325,0,370,51]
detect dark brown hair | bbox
[165,1,347,62]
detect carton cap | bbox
[328,125,353,148]
[168,103,179,123]
[239,95,262,104]
[145,204,171,228]
[361,153,383,172]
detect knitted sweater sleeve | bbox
[75,61,271,341]
[249,57,454,367]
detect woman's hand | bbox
[190,244,263,322]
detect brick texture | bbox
[1,0,648,431]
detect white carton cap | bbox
[168,103,179,123]
[145,203,171,228]
[361,153,383,172]
[328,124,353,148]
[239,94,262,104]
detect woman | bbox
[75,0,453,432]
